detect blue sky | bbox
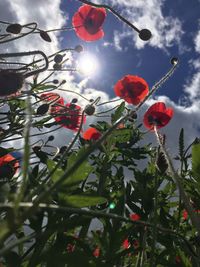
[59,0,200,105]
[1,0,200,154]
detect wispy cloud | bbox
[103,0,185,52]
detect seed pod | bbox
[74,45,84,53]
[36,104,49,115]
[139,29,152,41]
[54,54,63,63]
[84,104,95,115]
[6,23,22,34]
[0,70,24,96]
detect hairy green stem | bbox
[154,127,200,235]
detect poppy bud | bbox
[71,98,78,103]
[171,57,179,65]
[6,23,22,34]
[74,45,84,53]
[54,54,63,63]
[53,79,59,84]
[84,104,95,115]
[139,29,152,41]
[53,63,62,70]
[48,135,54,141]
[0,70,24,96]
[156,152,168,174]
[36,104,49,115]
[39,30,51,42]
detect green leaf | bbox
[111,128,132,143]
[47,148,93,188]
[111,101,125,123]
[59,194,107,207]
[63,150,94,186]
[192,143,200,181]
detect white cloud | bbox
[0,0,199,166]
[183,28,200,103]
[103,0,185,52]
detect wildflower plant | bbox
[0,1,200,267]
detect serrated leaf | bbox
[111,101,125,123]
[47,149,93,188]
[111,128,132,143]
[59,194,107,208]
[192,143,200,181]
[179,128,184,159]
[63,150,94,186]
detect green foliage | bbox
[192,142,200,181]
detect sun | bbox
[77,53,99,76]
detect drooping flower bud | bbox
[36,104,49,115]
[84,104,95,115]
[54,54,63,63]
[6,23,22,34]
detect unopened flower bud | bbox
[53,79,59,84]
[36,104,49,115]
[6,23,22,34]
[75,45,84,53]
[53,63,62,70]
[84,104,95,115]
[54,54,63,63]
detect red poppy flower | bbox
[82,127,101,140]
[93,247,100,257]
[54,103,86,131]
[66,243,75,253]
[40,92,64,114]
[182,209,188,220]
[143,102,174,130]
[0,154,19,178]
[114,75,149,105]
[72,4,106,41]
[130,213,141,221]
[122,239,130,249]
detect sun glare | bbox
[77,53,99,76]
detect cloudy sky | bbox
[1,0,200,158]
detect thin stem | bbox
[15,91,32,208]
[77,0,140,33]
[0,22,37,44]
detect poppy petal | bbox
[72,5,106,42]
[114,75,149,105]
[143,102,174,129]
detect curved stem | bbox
[77,0,140,33]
